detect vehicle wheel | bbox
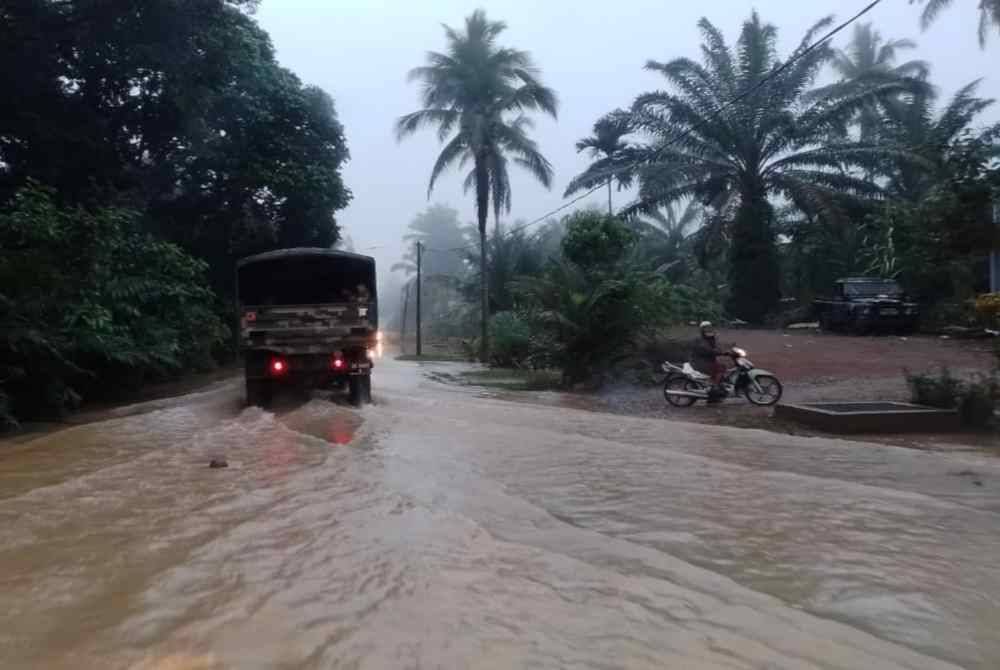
[818,313,832,332]
[745,375,783,406]
[361,375,372,403]
[246,379,271,408]
[664,376,701,408]
[348,376,364,406]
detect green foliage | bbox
[0,184,227,425]
[461,222,556,314]
[566,12,917,323]
[0,0,351,299]
[906,367,998,428]
[0,1,348,425]
[910,0,1000,47]
[865,130,999,303]
[513,215,675,384]
[488,312,534,368]
[561,211,636,271]
[568,110,634,213]
[906,367,964,408]
[668,285,724,324]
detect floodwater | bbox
[2,360,999,669]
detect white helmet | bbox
[699,321,713,330]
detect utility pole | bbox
[991,199,999,293]
[416,241,423,357]
[400,282,410,355]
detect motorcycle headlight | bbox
[732,347,747,358]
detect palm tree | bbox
[911,0,1000,47]
[882,80,996,201]
[822,23,929,141]
[396,10,558,360]
[391,204,467,278]
[568,110,632,214]
[627,200,703,272]
[569,13,909,322]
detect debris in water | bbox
[209,459,228,469]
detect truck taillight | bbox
[331,353,345,370]
[269,358,287,375]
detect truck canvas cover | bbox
[237,248,377,355]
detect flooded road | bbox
[2,360,999,669]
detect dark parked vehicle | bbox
[813,277,919,334]
[237,248,379,406]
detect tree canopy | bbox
[0,0,351,424]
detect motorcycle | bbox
[662,347,783,407]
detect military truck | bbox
[813,277,919,335]
[236,248,378,406]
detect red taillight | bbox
[244,311,257,322]
[269,358,287,375]
[331,357,344,370]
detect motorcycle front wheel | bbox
[745,375,783,406]
[664,376,702,408]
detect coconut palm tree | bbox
[822,23,929,141]
[396,10,558,360]
[568,110,632,214]
[569,13,910,322]
[911,0,1000,47]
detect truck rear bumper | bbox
[243,350,372,382]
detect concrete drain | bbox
[775,402,960,434]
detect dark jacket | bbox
[691,335,721,372]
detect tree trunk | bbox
[726,179,780,323]
[475,158,490,362]
[607,179,613,216]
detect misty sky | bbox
[256,0,998,281]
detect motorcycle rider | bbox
[691,321,726,402]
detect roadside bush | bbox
[974,293,1000,328]
[488,311,533,368]
[509,213,682,385]
[905,367,998,428]
[906,367,964,408]
[667,284,724,325]
[0,184,228,426]
[959,375,999,427]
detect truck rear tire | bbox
[348,376,363,406]
[348,374,372,406]
[362,374,372,403]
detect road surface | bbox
[1,359,999,669]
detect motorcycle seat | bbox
[682,363,710,380]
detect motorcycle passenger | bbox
[691,321,726,401]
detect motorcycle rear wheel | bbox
[745,375,783,406]
[664,376,702,408]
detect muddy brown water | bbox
[2,359,999,669]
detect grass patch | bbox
[395,354,469,363]
[431,368,562,391]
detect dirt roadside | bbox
[1,365,242,445]
[594,328,999,451]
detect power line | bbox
[418,0,886,256]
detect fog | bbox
[256,0,998,283]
